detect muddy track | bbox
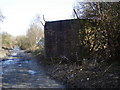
[1,48,64,88]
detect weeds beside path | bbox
[33,49,120,88]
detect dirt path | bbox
[1,48,64,88]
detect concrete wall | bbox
[44,19,96,60]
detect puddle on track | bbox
[1,50,64,88]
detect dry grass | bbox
[46,61,120,88]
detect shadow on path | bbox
[1,49,64,88]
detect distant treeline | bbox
[1,15,44,51]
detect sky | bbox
[0,0,75,36]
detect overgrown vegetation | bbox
[73,2,120,64]
[38,2,120,88]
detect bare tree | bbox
[26,15,44,48]
[0,11,5,22]
[73,1,110,19]
[0,11,5,49]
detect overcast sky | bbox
[0,0,75,36]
